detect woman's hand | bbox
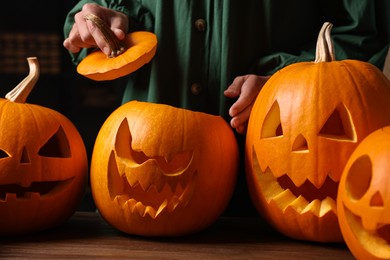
[63,3,129,56]
[224,74,270,134]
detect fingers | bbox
[228,75,262,117]
[230,105,252,134]
[225,74,270,134]
[224,76,246,98]
[63,3,128,56]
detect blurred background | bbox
[0,1,127,211]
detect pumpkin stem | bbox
[84,13,125,58]
[5,57,39,103]
[315,22,336,63]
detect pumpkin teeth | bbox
[301,199,321,215]
[0,179,74,202]
[117,172,197,219]
[319,197,337,217]
[272,189,297,210]
[155,199,168,216]
[19,181,32,188]
[253,152,337,216]
[4,193,17,201]
[111,144,198,218]
[288,196,309,213]
[167,195,181,212]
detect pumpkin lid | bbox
[76,14,157,81]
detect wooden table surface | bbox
[0,211,354,259]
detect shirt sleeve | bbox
[255,0,390,75]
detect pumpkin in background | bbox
[0,57,88,235]
[338,127,390,260]
[90,100,238,236]
[245,22,390,242]
[77,14,157,81]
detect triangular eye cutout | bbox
[0,149,10,159]
[346,155,372,201]
[115,118,132,158]
[319,103,356,141]
[261,100,283,138]
[38,126,71,158]
[115,118,150,164]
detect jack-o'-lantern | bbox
[91,100,238,236]
[338,127,390,260]
[0,57,88,235]
[245,22,390,242]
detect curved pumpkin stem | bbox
[315,22,336,63]
[84,13,125,58]
[5,57,39,103]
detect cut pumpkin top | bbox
[76,14,157,81]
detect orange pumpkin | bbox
[77,13,157,81]
[0,57,88,235]
[338,127,390,260]
[90,101,238,236]
[245,22,390,242]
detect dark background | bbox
[0,1,127,211]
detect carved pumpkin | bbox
[90,100,238,236]
[245,22,390,242]
[0,57,88,235]
[338,127,390,260]
[77,14,157,81]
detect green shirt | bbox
[64,0,390,120]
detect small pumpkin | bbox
[245,22,390,242]
[338,127,390,260]
[77,14,157,81]
[90,100,238,236]
[0,57,88,235]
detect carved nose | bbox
[20,146,30,164]
[292,134,309,152]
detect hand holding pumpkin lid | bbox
[76,13,157,81]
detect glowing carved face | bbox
[0,101,87,236]
[91,101,238,236]
[245,61,390,242]
[108,118,197,218]
[338,127,390,260]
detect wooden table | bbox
[1,212,353,259]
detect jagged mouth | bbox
[343,205,390,258]
[253,149,338,216]
[108,152,196,219]
[0,178,75,201]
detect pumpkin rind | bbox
[90,100,239,236]
[245,23,390,242]
[338,127,390,260]
[77,31,157,81]
[0,58,88,235]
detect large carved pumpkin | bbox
[245,23,390,242]
[338,127,390,260]
[0,57,88,235]
[91,100,238,236]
